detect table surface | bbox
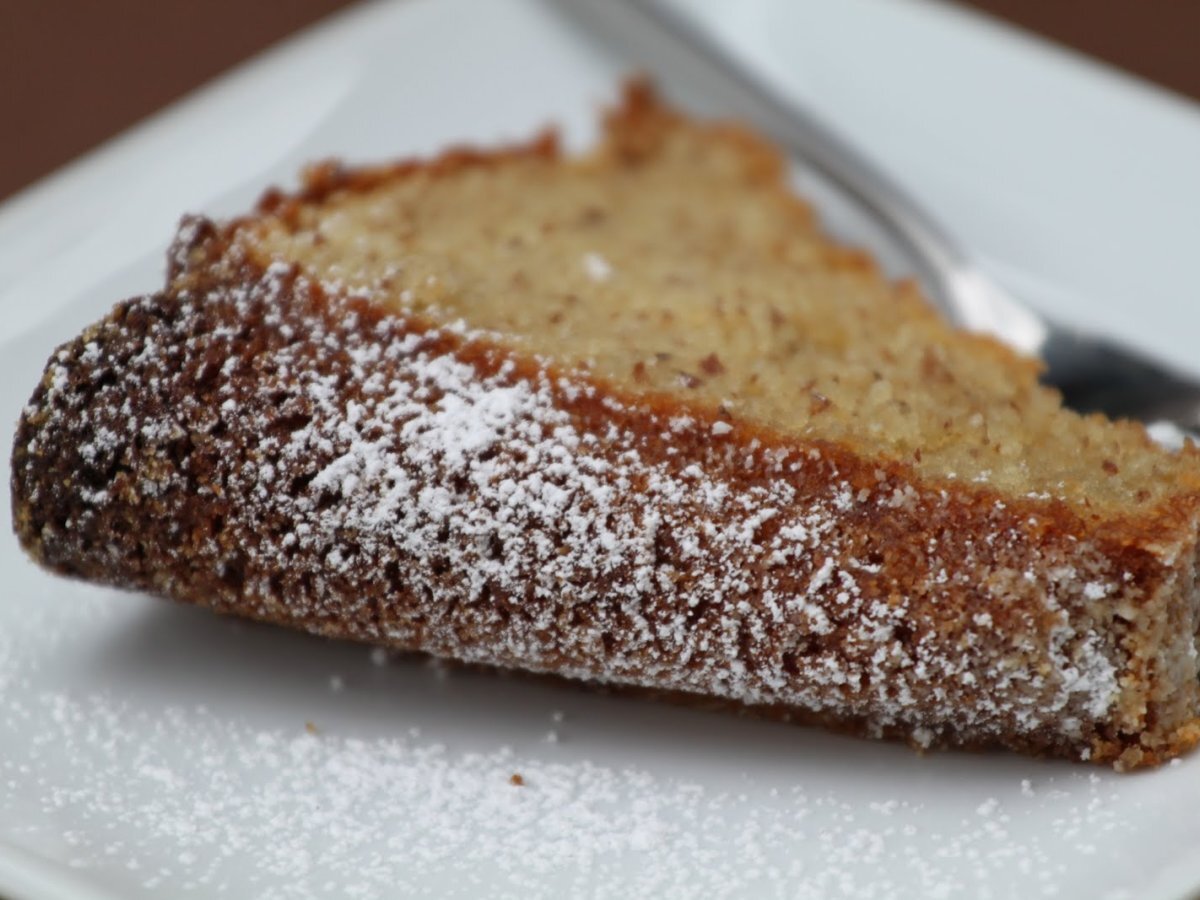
[2,0,1198,203]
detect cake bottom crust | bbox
[12,259,1200,771]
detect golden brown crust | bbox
[12,233,1200,769]
[11,83,1200,770]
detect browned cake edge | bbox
[11,228,1200,770]
[11,86,1200,770]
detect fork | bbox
[548,0,1200,433]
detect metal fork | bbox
[547,0,1200,432]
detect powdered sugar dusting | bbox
[581,251,613,283]
[16,257,1133,760]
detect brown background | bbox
[1,0,1197,203]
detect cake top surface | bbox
[205,83,1200,519]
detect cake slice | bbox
[12,83,1200,769]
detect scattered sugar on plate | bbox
[0,684,1146,898]
[0,601,1172,899]
[976,797,1000,817]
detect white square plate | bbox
[3,1,1200,897]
